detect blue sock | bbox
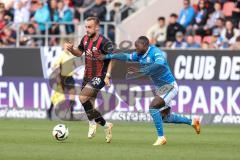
[163,113,192,125]
[149,109,164,137]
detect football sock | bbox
[95,117,106,127]
[89,120,96,125]
[82,100,106,126]
[163,113,192,125]
[149,109,164,137]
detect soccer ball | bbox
[52,124,69,141]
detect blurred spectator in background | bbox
[84,0,106,35]
[146,17,167,47]
[186,34,201,48]
[201,41,209,49]
[84,0,107,21]
[33,0,51,45]
[73,0,84,7]
[237,20,240,32]
[63,0,74,9]
[211,17,225,36]
[2,0,14,23]
[230,35,240,50]
[57,0,74,45]
[48,0,60,45]
[107,1,122,42]
[190,0,208,36]
[178,0,195,28]
[232,0,240,27]
[220,20,239,46]
[205,0,215,14]
[109,1,121,22]
[20,23,30,45]
[166,13,186,47]
[74,0,94,22]
[0,26,16,46]
[0,2,4,12]
[171,31,187,49]
[209,30,223,49]
[20,24,38,47]
[204,2,224,32]
[121,0,135,21]
[13,0,30,24]
[29,0,40,18]
[0,7,6,31]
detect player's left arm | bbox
[104,60,115,87]
[100,38,116,87]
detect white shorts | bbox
[155,81,178,111]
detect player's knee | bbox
[79,95,89,104]
[149,96,165,109]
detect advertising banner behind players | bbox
[0,48,239,124]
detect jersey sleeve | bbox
[104,52,139,62]
[129,52,139,61]
[78,37,85,52]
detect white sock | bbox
[191,119,194,125]
[104,122,110,128]
[158,136,165,139]
[89,120,96,125]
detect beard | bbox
[137,49,146,55]
[87,32,96,38]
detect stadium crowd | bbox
[147,0,240,49]
[0,0,135,47]
[0,0,240,49]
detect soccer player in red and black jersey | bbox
[65,17,114,143]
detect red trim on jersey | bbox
[85,38,93,78]
[83,35,88,50]
[95,36,104,77]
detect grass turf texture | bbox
[0,119,239,160]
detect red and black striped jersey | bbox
[78,34,113,80]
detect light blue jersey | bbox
[105,45,175,88]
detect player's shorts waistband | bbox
[156,81,178,95]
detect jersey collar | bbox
[142,46,151,58]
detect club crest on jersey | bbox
[92,47,98,51]
[146,57,151,63]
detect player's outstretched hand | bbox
[95,53,105,60]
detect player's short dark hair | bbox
[86,17,100,25]
[136,36,150,46]
[170,13,178,18]
[158,17,165,21]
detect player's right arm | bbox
[65,41,83,57]
[104,52,139,62]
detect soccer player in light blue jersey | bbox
[102,36,201,146]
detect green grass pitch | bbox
[0,119,239,160]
